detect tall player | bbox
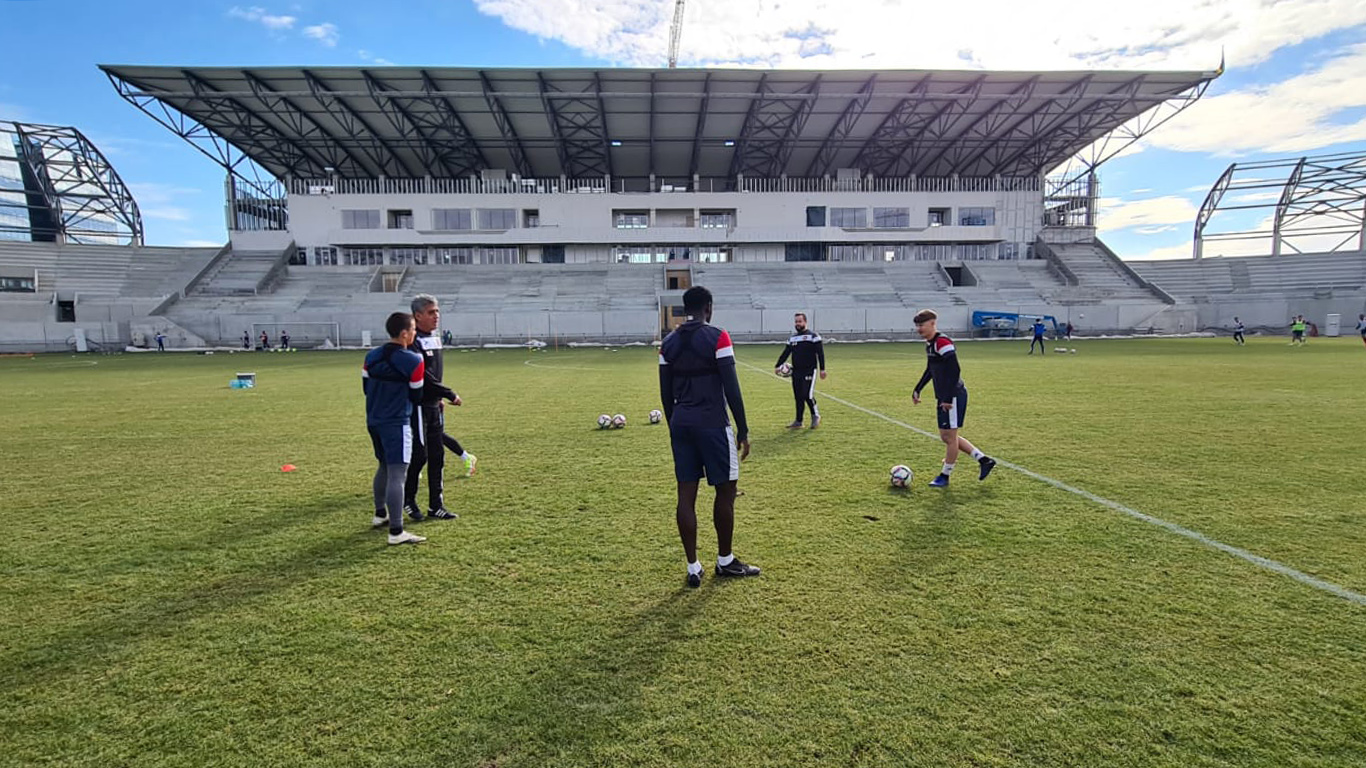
[660,286,760,588]
[911,309,997,488]
[775,312,827,429]
[403,294,470,522]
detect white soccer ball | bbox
[776,362,793,378]
[1070,348,1078,354]
[597,414,612,429]
[890,464,913,488]
[648,409,662,424]
[612,413,627,428]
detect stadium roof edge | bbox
[101,64,1218,185]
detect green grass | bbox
[2,337,1365,767]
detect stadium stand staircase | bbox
[1047,241,1172,303]
[192,246,292,296]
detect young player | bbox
[362,312,427,545]
[1290,315,1307,345]
[774,312,827,429]
[1233,317,1245,345]
[1028,318,1047,355]
[659,286,759,587]
[911,309,997,488]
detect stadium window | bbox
[56,300,75,322]
[830,207,867,228]
[699,210,735,229]
[391,247,427,265]
[432,209,472,231]
[928,207,950,227]
[805,206,826,227]
[342,247,384,266]
[434,247,473,264]
[341,209,380,229]
[388,210,414,229]
[542,245,565,263]
[958,207,995,226]
[476,208,516,230]
[873,207,910,228]
[523,209,540,228]
[0,275,36,292]
[613,210,649,229]
[314,247,338,266]
[697,249,731,263]
[476,246,519,265]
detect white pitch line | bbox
[736,360,1366,607]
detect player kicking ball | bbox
[911,309,996,488]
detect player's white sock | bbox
[687,560,702,575]
[942,462,955,475]
[717,553,735,567]
[460,451,471,460]
[970,449,985,460]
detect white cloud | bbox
[1150,43,1366,155]
[177,239,225,248]
[228,6,297,31]
[1226,191,1282,204]
[1097,195,1201,234]
[472,0,1366,70]
[358,49,395,66]
[142,207,192,222]
[304,22,340,47]
[129,183,202,222]
[1126,242,1198,261]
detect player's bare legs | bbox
[713,480,737,557]
[676,480,701,564]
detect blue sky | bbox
[1,0,1363,258]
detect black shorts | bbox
[670,425,739,486]
[935,386,968,431]
[1292,330,1304,340]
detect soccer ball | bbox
[649,409,662,424]
[889,465,913,488]
[776,363,793,378]
[597,414,612,429]
[612,413,627,428]
[1070,348,1078,354]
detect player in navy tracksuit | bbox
[659,286,760,588]
[912,309,997,488]
[362,312,427,545]
[775,312,827,429]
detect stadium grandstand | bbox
[22,63,1345,351]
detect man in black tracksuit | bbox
[404,294,462,521]
[775,312,827,429]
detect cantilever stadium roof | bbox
[102,65,1217,182]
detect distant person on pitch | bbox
[1028,318,1047,355]
[1290,315,1307,345]
[1357,314,1366,347]
[242,331,251,350]
[659,286,758,588]
[155,331,166,352]
[775,312,827,429]
[361,312,426,545]
[912,309,996,488]
[280,330,290,350]
[1233,317,1246,345]
[259,330,270,350]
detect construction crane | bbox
[667,0,685,68]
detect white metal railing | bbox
[285,175,1040,197]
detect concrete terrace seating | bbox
[1132,251,1366,298]
[694,261,955,310]
[0,241,217,297]
[402,264,662,313]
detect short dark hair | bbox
[682,285,713,314]
[794,312,807,322]
[912,309,937,325]
[385,312,414,339]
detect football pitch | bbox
[2,336,1364,767]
